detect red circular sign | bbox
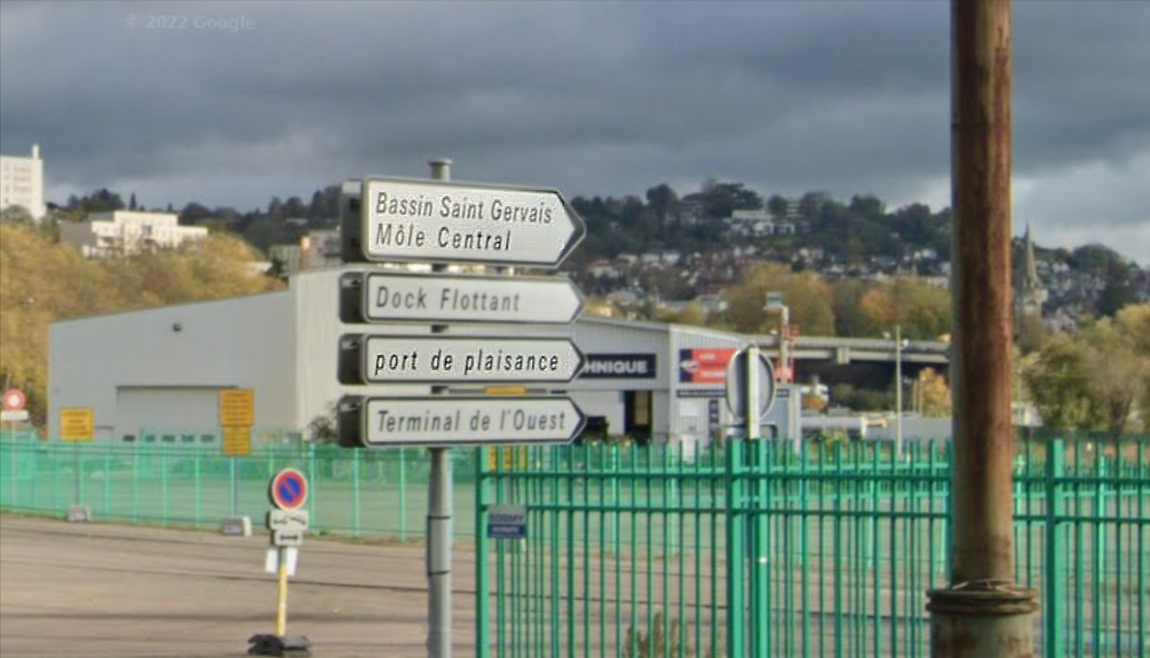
[2,390,26,412]
[269,468,309,511]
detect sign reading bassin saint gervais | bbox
[361,177,585,267]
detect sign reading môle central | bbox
[361,177,585,267]
[338,173,588,449]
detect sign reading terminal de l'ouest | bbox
[354,396,586,447]
[360,177,586,267]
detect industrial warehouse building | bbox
[48,268,799,451]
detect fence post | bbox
[609,446,620,556]
[132,441,140,522]
[7,441,17,509]
[229,456,238,517]
[399,448,407,541]
[668,449,679,558]
[726,440,747,657]
[53,444,60,514]
[751,440,770,656]
[309,446,319,529]
[103,447,112,520]
[1044,439,1065,658]
[476,446,491,658]
[352,447,361,538]
[194,449,202,529]
[31,441,39,511]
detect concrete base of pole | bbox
[220,516,252,536]
[66,505,92,522]
[926,580,1039,658]
[247,633,311,657]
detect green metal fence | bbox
[0,439,481,539]
[474,439,1149,658]
[1,437,1146,657]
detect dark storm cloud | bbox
[1,0,1147,261]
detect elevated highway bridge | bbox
[748,334,951,388]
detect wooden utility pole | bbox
[926,1,1039,656]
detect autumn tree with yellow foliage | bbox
[0,223,284,425]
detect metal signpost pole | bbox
[275,546,290,637]
[928,2,1038,656]
[427,158,453,658]
[250,469,310,656]
[338,161,587,657]
[745,345,761,441]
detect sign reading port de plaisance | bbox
[339,335,584,385]
[361,177,586,267]
[341,271,584,325]
[345,396,586,447]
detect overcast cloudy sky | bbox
[2,1,1147,264]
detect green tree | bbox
[831,279,871,337]
[1024,336,1103,431]
[645,184,679,228]
[662,301,707,328]
[0,224,285,425]
[858,277,951,340]
[915,368,952,417]
[720,263,835,335]
[767,194,789,218]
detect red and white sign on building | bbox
[2,389,26,411]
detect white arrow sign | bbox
[349,336,584,384]
[360,177,585,267]
[267,509,310,533]
[355,271,584,325]
[357,396,586,446]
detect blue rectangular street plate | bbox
[487,505,527,540]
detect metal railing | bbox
[1,436,1146,657]
[0,439,480,539]
[475,439,1149,658]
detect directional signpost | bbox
[250,468,311,657]
[359,177,585,267]
[339,335,584,385]
[353,396,585,447]
[340,271,585,325]
[336,166,588,658]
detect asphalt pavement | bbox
[0,515,479,658]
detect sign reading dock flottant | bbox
[340,335,584,384]
[342,271,585,325]
[361,177,585,267]
[355,396,586,446]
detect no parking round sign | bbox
[268,468,309,511]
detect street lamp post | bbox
[885,325,909,456]
[764,292,790,383]
[895,325,903,454]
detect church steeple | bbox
[1014,224,1046,318]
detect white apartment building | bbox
[0,144,46,220]
[269,244,304,274]
[303,229,342,270]
[59,210,208,258]
[268,229,344,276]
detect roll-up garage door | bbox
[116,386,223,443]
